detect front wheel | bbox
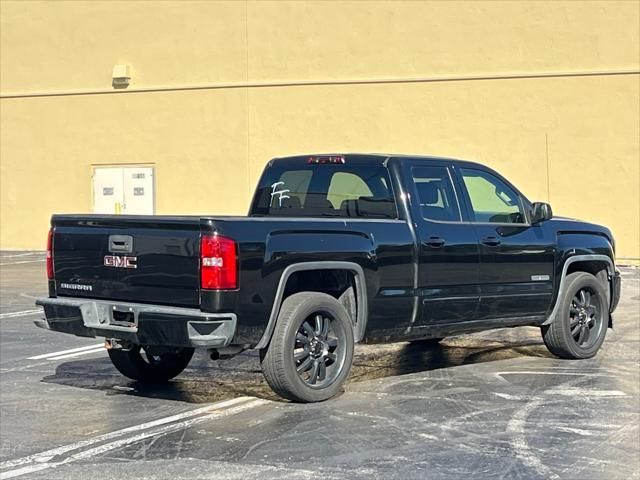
[108,345,194,383]
[541,271,608,359]
[260,292,355,403]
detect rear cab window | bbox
[251,156,398,219]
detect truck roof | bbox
[271,153,486,169]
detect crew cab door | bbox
[453,166,555,319]
[399,160,480,325]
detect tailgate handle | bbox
[109,235,133,253]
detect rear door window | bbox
[411,166,462,222]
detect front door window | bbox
[460,168,526,224]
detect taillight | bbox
[46,228,54,279]
[200,234,237,289]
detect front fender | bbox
[544,243,616,327]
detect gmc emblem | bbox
[104,255,138,269]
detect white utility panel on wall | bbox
[92,166,154,215]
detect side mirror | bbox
[531,202,553,224]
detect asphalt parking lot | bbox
[0,253,638,480]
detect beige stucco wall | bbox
[1,1,639,260]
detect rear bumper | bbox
[34,296,236,348]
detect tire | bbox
[108,345,194,383]
[260,292,355,403]
[541,271,609,359]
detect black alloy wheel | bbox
[294,313,346,389]
[541,271,609,359]
[260,291,355,402]
[568,287,604,349]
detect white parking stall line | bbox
[0,260,46,266]
[47,347,105,361]
[0,396,268,479]
[18,293,40,300]
[547,388,627,397]
[27,344,105,360]
[0,310,42,319]
[0,396,251,469]
[496,371,611,380]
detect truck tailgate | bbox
[51,215,201,308]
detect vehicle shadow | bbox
[349,332,551,384]
[41,327,552,403]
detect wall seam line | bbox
[1,69,638,99]
[245,0,251,207]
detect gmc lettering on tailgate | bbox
[104,255,137,269]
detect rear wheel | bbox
[541,271,608,359]
[108,345,194,383]
[260,292,354,403]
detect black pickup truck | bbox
[36,154,621,402]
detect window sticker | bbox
[270,182,290,207]
[102,187,114,196]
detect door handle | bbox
[481,236,501,247]
[423,236,445,248]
